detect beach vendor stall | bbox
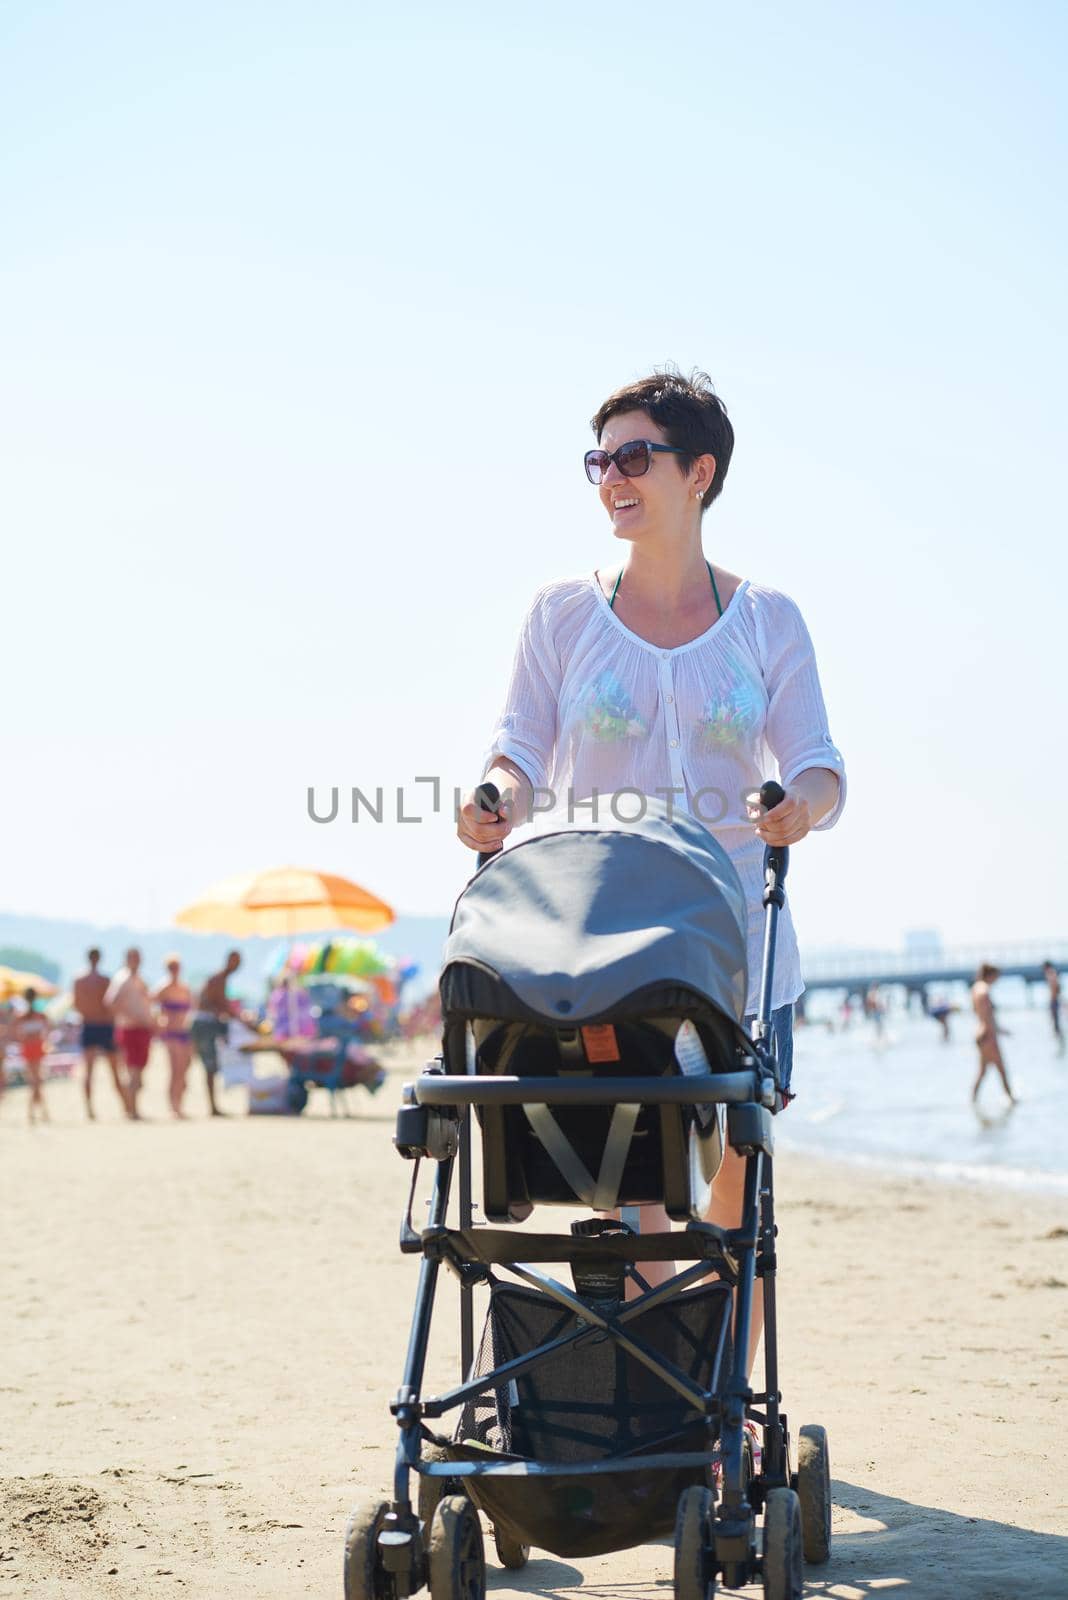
[173,863,399,1115]
[244,937,420,1114]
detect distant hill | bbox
[0,910,451,1002]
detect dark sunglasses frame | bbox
[583,439,686,485]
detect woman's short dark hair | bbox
[591,367,734,511]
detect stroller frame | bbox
[344,817,830,1600]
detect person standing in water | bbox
[1042,961,1063,1054]
[971,964,1016,1105]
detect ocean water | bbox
[778,999,1068,1193]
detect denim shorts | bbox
[743,1003,795,1101]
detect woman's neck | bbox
[618,533,708,609]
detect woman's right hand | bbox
[457,786,515,854]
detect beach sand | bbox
[2,1045,1066,1598]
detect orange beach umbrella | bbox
[0,965,60,999]
[174,867,395,938]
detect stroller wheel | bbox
[673,1485,716,1600]
[429,1494,485,1600]
[796,1424,832,1563]
[418,1445,460,1551]
[343,1497,389,1600]
[492,1525,530,1570]
[762,1488,803,1600]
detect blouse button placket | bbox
[658,651,687,799]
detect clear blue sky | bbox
[2,1,1065,953]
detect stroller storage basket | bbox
[445,1281,732,1558]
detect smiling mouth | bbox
[612,497,640,512]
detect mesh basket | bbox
[447,1280,732,1557]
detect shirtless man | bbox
[73,948,128,1119]
[191,951,243,1117]
[106,948,155,1118]
[971,964,1016,1105]
[1043,961,1063,1053]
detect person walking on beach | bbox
[971,964,1016,1105]
[153,956,193,1118]
[191,951,243,1117]
[457,368,846,1376]
[1042,961,1063,1054]
[17,987,51,1124]
[73,948,128,1119]
[106,949,154,1119]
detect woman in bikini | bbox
[971,963,1016,1105]
[154,956,193,1118]
[457,368,846,1379]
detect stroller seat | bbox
[438,809,761,1222]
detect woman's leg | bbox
[27,1060,47,1123]
[706,1145,762,1375]
[169,1042,191,1116]
[972,1049,991,1102]
[988,1045,1016,1103]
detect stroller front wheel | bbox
[492,1525,530,1570]
[343,1498,390,1600]
[674,1484,716,1600]
[418,1445,460,1552]
[796,1423,832,1563]
[429,1494,485,1600]
[761,1488,803,1600]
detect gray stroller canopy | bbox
[442,803,749,1028]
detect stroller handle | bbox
[475,781,502,869]
[758,779,785,812]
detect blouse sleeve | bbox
[758,592,847,831]
[485,586,562,793]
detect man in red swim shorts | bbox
[107,948,155,1118]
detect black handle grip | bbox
[759,780,786,812]
[475,782,500,815]
[475,782,502,869]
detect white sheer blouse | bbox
[487,574,846,1014]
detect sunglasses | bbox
[584,439,685,485]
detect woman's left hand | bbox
[749,787,812,846]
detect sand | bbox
[2,1045,1066,1598]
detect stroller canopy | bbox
[442,804,749,1028]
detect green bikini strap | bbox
[707,560,723,619]
[609,562,722,617]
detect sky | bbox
[2,1,1066,955]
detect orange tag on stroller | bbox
[581,1025,620,1063]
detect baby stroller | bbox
[343,787,832,1600]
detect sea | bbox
[780,985,1068,1194]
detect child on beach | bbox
[16,987,51,1124]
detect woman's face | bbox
[596,409,696,540]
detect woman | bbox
[457,369,846,1368]
[971,963,1015,1106]
[153,956,193,1118]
